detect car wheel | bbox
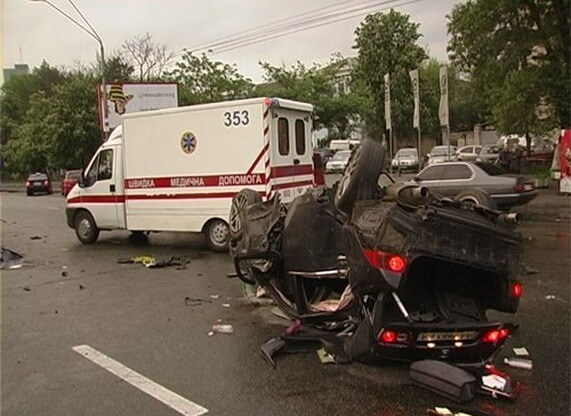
[205,219,230,252]
[74,210,100,244]
[334,139,385,213]
[456,188,498,209]
[229,189,262,237]
[26,191,32,196]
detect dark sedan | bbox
[410,161,537,209]
[26,173,52,196]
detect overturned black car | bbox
[229,139,523,365]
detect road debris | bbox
[79,284,85,290]
[1,248,23,270]
[212,324,234,334]
[513,347,529,356]
[410,360,477,403]
[316,348,335,364]
[210,294,220,299]
[184,297,212,307]
[29,236,42,240]
[521,263,539,275]
[23,287,31,292]
[61,266,68,277]
[504,357,533,370]
[222,303,231,308]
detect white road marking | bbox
[72,345,209,416]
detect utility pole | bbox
[31,0,109,139]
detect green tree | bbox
[5,74,102,173]
[105,53,135,82]
[447,0,570,134]
[353,10,428,142]
[166,51,253,105]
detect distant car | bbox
[61,169,82,196]
[391,148,419,171]
[410,161,537,209]
[326,150,352,173]
[26,173,52,196]
[427,145,458,165]
[476,144,500,164]
[456,145,482,161]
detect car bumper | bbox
[27,186,50,193]
[66,208,75,228]
[491,190,538,208]
[372,321,511,364]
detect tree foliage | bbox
[448,0,570,131]
[166,51,254,105]
[353,10,428,140]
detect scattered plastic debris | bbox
[62,266,68,277]
[118,255,190,269]
[521,263,539,275]
[222,303,231,308]
[316,348,335,364]
[212,324,234,334]
[210,294,220,299]
[29,236,42,240]
[504,358,533,370]
[513,347,529,356]
[208,331,215,337]
[1,248,24,270]
[545,294,569,303]
[184,297,212,307]
[23,287,31,292]
[79,285,85,290]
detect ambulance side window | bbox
[295,119,306,155]
[278,118,289,156]
[97,149,113,181]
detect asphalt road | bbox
[1,190,569,416]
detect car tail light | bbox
[481,328,510,343]
[513,183,524,193]
[363,250,407,273]
[510,282,522,298]
[43,180,49,186]
[25,181,31,187]
[378,330,396,343]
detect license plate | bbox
[524,184,533,191]
[417,331,478,342]
[33,181,43,185]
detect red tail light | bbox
[25,181,31,187]
[378,330,397,343]
[43,180,49,186]
[481,328,510,343]
[363,250,407,273]
[510,282,522,298]
[513,183,524,193]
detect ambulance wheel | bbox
[205,219,230,252]
[335,139,385,213]
[74,210,99,244]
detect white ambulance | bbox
[66,97,316,250]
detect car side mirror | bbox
[412,176,420,182]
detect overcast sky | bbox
[3,0,463,82]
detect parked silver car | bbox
[325,150,352,173]
[391,148,419,171]
[410,161,537,209]
[456,145,482,161]
[476,144,500,164]
[427,145,458,165]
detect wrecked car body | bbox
[229,139,523,365]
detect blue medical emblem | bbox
[181,132,197,154]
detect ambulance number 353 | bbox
[223,110,249,127]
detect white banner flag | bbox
[439,66,449,127]
[384,73,391,131]
[409,69,420,129]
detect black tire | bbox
[26,191,32,196]
[74,210,100,244]
[456,188,498,209]
[229,189,262,238]
[204,219,230,252]
[334,139,386,212]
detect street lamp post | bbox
[30,0,109,139]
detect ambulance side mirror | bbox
[78,170,86,188]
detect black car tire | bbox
[26,191,32,196]
[204,219,230,252]
[456,188,498,209]
[334,139,385,213]
[74,210,100,244]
